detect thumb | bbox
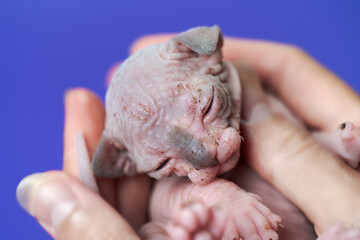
[16,171,139,240]
[236,61,360,233]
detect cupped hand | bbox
[62,89,152,230]
[16,89,152,239]
[131,34,360,234]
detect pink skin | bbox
[147,63,241,184]
[317,223,360,240]
[92,26,242,185]
[337,122,360,168]
[268,91,360,169]
[140,177,281,240]
[309,122,360,169]
[145,101,360,240]
[253,92,360,239]
[227,162,317,240]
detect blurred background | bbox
[1,0,359,239]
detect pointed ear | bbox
[174,25,223,55]
[92,131,135,178]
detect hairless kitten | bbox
[76,26,360,239]
[92,26,242,185]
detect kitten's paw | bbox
[167,188,281,240]
[167,201,220,240]
[220,191,281,240]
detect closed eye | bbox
[203,87,214,117]
[155,158,170,171]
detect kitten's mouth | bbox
[154,158,171,171]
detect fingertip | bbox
[17,171,139,240]
[16,171,78,234]
[64,87,105,131]
[16,172,45,216]
[64,88,105,145]
[63,88,105,174]
[65,88,103,110]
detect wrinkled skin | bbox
[140,175,282,240]
[92,26,242,184]
[137,93,360,240]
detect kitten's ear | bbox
[174,25,223,55]
[92,130,135,178]
[161,25,223,60]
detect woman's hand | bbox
[16,89,152,239]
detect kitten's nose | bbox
[168,127,217,169]
[182,138,217,169]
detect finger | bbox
[16,171,139,240]
[228,39,360,131]
[103,63,154,229]
[239,65,360,233]
[63,88,105,175]
[115,174,153,230]
[63,89,116,205]
[131,34,360,131]
[62,86,153,229]
[138,222,172,240]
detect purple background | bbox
[1,0,359,239]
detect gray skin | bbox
[92,26,242,185]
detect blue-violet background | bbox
[1,1,359,239]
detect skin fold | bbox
[92,26,242,185]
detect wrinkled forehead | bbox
[145,81,199,124]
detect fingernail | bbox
[16,173,43,215]
[16,173,77,230]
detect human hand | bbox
[230,41,360,234]
[16,89,152,239]
[237,61,360,235]
[130,35,360,235]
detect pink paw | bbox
[317,223,360,240]
[337,122,360,168]
[168,190,281,240]
[219,191,281,240]
[167,201,221,240]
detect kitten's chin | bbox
[187,165,220,185]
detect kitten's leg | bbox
[142,177,281,240]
